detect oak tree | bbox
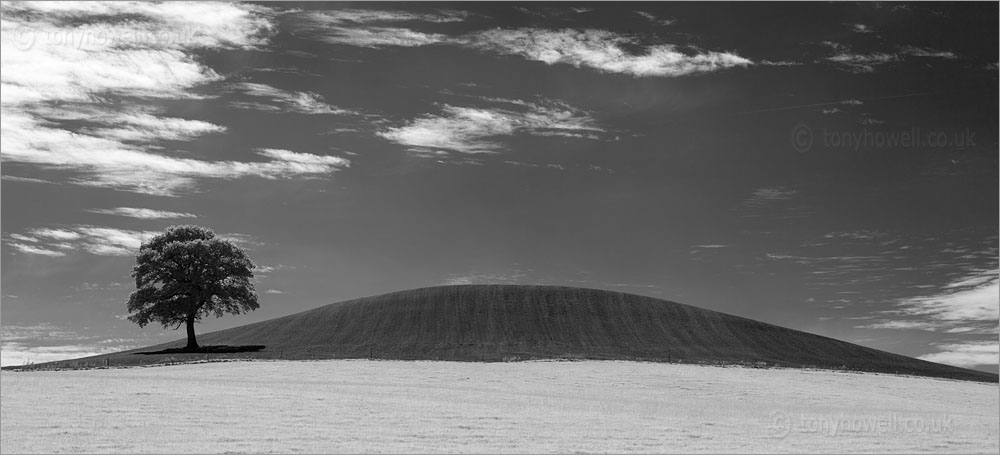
[126,225,259,350]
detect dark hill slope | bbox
[105,285,997,382]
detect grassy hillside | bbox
[17,285,999,382]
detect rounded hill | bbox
[114,285,996,382]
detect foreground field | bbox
[1,360,997,453]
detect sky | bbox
[1,1,997,372]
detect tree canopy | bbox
[126,225,259,350]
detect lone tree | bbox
[126,225,259,351]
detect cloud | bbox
[849,24,873,33]
[896,271,999,324]
[87,207,197,219]
[743,187,797,207]
[0,3,348,196]
[228,83,356,115]
[299,8,469,25]
[7,224,267,257]
[314,26,446,48]
[758,60,801,67]
[824,45,958,73]
[462,29,752,77]
[32,229,82,241]
[859,270,999,334]
[5,226,155,256]
[25,103,229,144]
[503,161,618,174]
[289,8,465,48]
[918,341,999,368]
[0,323,147,366]
[255,148,350,169]
[265,289,284,294]
[826,52,898,73]
[1,1,270,103]
[291,11,749,78]
[1,324,79,342]
[379,97,604,154]
[900,46,957,59]
[635,11,675,26]
[6,242,66,257]
[824,230,886,241]
[858,320,943,331]
[0,342,126,367]
[3,110,348,195]
[1,175,54,184]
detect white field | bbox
[1,360,997,454]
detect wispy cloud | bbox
[743,187,797,207]
[859,320,943,331]
[824,43,958,73]
[6,226,156,256]
[2,112,349,195]
[290,8,465,48]
[918,341,999,368]
[6,242,67,257]
[894,270,999,326]
[502,161,616,174]
[826,52,897,73]
[1,175,54,185]
[291,10,749,78]
[635,11,676,26]
[255,148,350,170]
[6,224,266,257]
[899,46,957,59]
[87,207,197,220]
[858,270,999,336]
[462,29,751,77]
[849,23,873,33]
[379,97,604,155]
[824,230,886,241]
[315,26,447,48]
[0,324,145,367]
[228,82,356,115]
[299,8,470,25]
[0,3,348,196]
[0,342,122,367]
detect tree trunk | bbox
[185,317,199,350]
